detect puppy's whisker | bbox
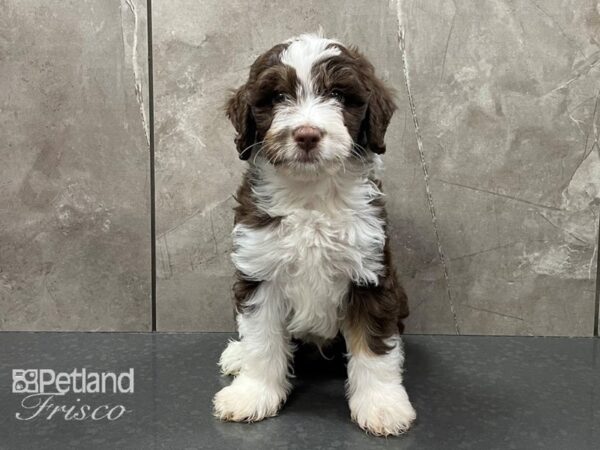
[273,147,288,165]
[336,154,347,174]
[252,143,267,165]
[240,140,266,160]
[352,143,368,156]
[351,144,369,164]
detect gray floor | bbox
[0,333,598,449]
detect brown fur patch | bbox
[231,170,281,312]
[344,186,409,355]
[311,49,370,148]
[233,170,281,228]
[345,243,409,355]
[232,275,260,315]
[320,44,397,155]
[226,43,296,160]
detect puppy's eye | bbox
[328,90,345,102]
[273,92,288,104]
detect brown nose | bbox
[293,126,322,151]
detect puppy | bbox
[213,34,416,436]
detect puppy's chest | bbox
[238,206,384,284]
[278,210,363,279]
[278,211,358,337]
[233,199,385,338]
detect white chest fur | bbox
[232,162,386,340]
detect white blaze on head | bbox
[281,34,341,95]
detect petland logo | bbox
[12,368,134,421]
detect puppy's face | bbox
[227,35,396,175]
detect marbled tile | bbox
[154,0,599,334]
[398,0,600,335]
[0,0,151,330]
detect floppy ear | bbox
[365,76,396,154]
[225,85,256,160]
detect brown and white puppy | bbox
[213,34,415,436]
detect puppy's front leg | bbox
[343,282,416,436]
[344,328,416,435]
[213,282,292,422]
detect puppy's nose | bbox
[293,126,322,151]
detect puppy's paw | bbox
[213,376,285,422]
[349,383,416,436]
[218,340,244,376]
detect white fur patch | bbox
[281,34,341,90]
[218,339,244,376]
[213,373,285,422]
[346,335,416,435]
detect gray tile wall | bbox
[399,0,600,335]
[0,0,151,330]
[1,0,598,334]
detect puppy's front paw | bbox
[213,375,286,422]
[349,384,416,436]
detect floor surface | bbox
[0,333,598,449]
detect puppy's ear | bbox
[345,45,396,154]
[365,76,396,155]
[226,85,256,160]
